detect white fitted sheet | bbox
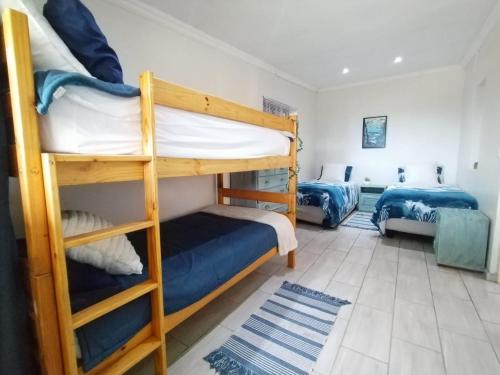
[39,86,291,158]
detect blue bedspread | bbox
[297,181,359,227]
[35,70,140,115]
[71,212,277,371]
[372,185,478,233]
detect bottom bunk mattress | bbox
[296,180,359,227]
[372,185,478,234]
[69,211,278,371]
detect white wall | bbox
[9,0,317,236]
[457,19,500,276]
[315,68,464,185]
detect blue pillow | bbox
[43,0,124,84]
[398,167,406,183]
[345,166,353,182]
[398,166,443,184]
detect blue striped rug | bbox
[204,281,350,375]
[341,211,378,231]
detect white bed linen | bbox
[201,204,297,256]
[39,86,291,158]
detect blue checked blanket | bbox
[372,184,478,234]
[205,281,350,375]
[297,181,359,227]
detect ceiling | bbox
[140,0,498,90]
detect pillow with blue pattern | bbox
[398,165,443,184]
[345,166,353,182]
[43,0,124,84]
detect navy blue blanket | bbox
[297,180,359,227]
[35,70,140,115]
[372,185,478,233]
[71,212,277,371]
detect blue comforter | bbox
[297,180,359,227]
[372,185,478,233]
[70,212,278,371]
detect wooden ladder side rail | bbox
[287,115,298,269]
[2,9,64,374]
[140,71,167,374]
[218,187,290,204]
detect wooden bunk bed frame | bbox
[1,9,297,375]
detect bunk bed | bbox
[1,9,298,375]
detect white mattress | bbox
[39,86,291,158]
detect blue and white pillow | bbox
[398,165,443,184]
[345,166,353,182]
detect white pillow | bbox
[62,211,143,275]
[0,0,90,74]
[320,163,346,182]
[404,163,439,185]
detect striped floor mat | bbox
[204,281,350,375]
[341,211,378,231]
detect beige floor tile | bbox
[462,271,500,299]
[373,244,399,263]
[293,249,322,272]
[298,250,346,291]
[392,298,441,352]
[169,325,232,375]
[324,280,360,320]
[166,335,189,364]
[425,251,437,266]
[169,296,239,346]
[471,292,500,325]
[357,277,395,313]
[366,259,398,283]
[389,338,445,375]
[399,248,426,261]
[440,329,500,375]
[255,259,283,275]
[433,294,488,341]
[258,265,304,294]
[342,304,392,362]
[330,347,387,375]
[428,268,469,300]
[378,236,400,247]
[313,318,348,375]
[222,272,269,304]
[396,273,433,305]
[353,233,378,249]
[302,230,338,254]
[333,261,368,287]
[399,239,424,251]
[484,321,500,360]
[398,257,428,278]
[345,246,374,265]
[328,235,357,252]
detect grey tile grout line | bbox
[425,246,449,375]
[458,271,500,366]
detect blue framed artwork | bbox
[362,116,387,148]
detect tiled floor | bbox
[128,222,500,375]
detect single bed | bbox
[297,180,359,227]
[39,85,291,158]
[70,208,285,371]
[372,184,478,236]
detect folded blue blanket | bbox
[372,185,478,233]
[35,70,140,115]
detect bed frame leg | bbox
[287,250,296,269]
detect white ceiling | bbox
[140,0,498,90]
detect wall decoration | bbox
[362,116,387,148]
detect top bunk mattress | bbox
[39,86,291,158]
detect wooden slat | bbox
[219,187,290,204]
[140,71,167,373]
[153,78,294,132]
[53,154,152,162]
[64,220,154,249]
[98,337,161,375]
[42,154,78,374]
[3,9,64,374]
[72,281,158,329]
[287,115,298,269]
[165,247,278,331]
[157,156,292,178]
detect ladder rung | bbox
[99,337,161,375]
[72,281,157,329]
[64,220,154,249]
[52,154,152,163]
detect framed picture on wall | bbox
[362,116,387,148]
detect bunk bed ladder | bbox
[40,71,167,375]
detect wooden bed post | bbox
[2,9,64,374]
[287,115,298,269]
